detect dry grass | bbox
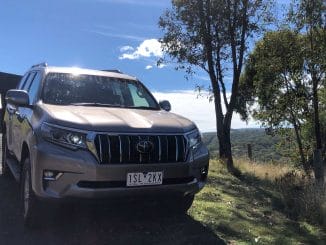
[190,159,326,244]
[234,157,297,181]
[232,158,326,226]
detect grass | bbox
[234,158,295,181]
[1,152,324,244]
[189,159,326,244]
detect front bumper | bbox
[31,140,209,200]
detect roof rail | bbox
[101,69,123,74]
[31,62,48,68]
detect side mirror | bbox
[5,89,30,106]
[159,100,171,112]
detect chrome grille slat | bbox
[95,134,187,164]
[166,136,169,161]
[158,135,162,162]
[107,135,111,163]
[119,136,122,163]
[98,135,103,162]
[138,136,142,163]
[183,137,187,161]
[127,136,131,162]
[175,136,178,162]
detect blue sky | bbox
[0,0,288,131]
[0,0,199,91]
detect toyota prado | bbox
[1,63,209,226]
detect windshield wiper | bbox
[70,102,125,108]
[128,106,158,110]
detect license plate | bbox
[126,171,163,187]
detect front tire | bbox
[164,194,194,214]
[176,194,194,213]
[21,158,40,227]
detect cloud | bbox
[120,46,134,52]
[119,39,163,60]
[145,65,153,70]
[152,90,258,132]
[87,30,146,41]
[157,64,166,69]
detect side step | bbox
[6,158,21,182]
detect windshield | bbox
[42,72,159,109]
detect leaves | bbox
[239,26,325,166]
[159,0,273,170]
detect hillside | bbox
[203,129,286,162]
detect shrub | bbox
[275,171,326,225]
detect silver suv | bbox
[1,63,209,226]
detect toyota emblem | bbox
[136,140,154,154]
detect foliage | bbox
[191,160,326,244]
[238,28,326,171]
[203,129,289,162]
[288,0,326,163]
[159,0,273,174]
[238,30,308,126]
[275,171,326,225]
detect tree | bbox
[289,0,326,148]
[158,0,272,175]
[238,30,311,171]
[288,0,326,182]
[239,26,325,180]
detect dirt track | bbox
[0,137,224,245]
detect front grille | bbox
[94,134,188,164]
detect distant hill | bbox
[203,129,286,162]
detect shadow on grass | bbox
[0,175,226,245]
[205,172,325,244]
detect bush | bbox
[275,171,326,225]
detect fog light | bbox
[68,133,83,145]
[44,171,54,178]
[43,170,63,180]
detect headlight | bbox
[186,129,202,149]
[41,123,87,149]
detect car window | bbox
[22,72,36,91]
[42,73,159,109]
[27,72,42,104]
[17,73,30,90]
[128,83,150,107]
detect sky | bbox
[0,0,287,132]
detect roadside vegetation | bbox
[202,130,286,162]
[159,0,325,240]
[190,159,326,244]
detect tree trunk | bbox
[291,115,309,172]
[313,149,325,185]
[308,23,324,182]
[312,77,325,183]
[216,119,241,177]
[312,80,322,149]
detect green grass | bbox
[189,160,326,244]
